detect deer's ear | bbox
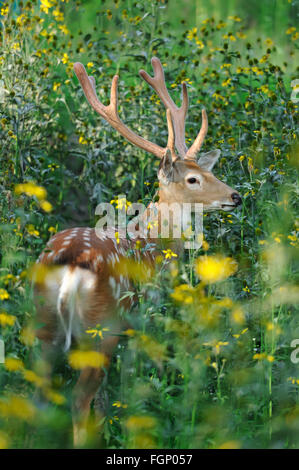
[197,149,221,172]
[158,149,174,184]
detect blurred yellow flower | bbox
[0,396,36,421]
[68,350,108,369]
[4,357,24,372]
[219,440,241,449]
[133,433,157,449]
[0,312,15,325]
[22,370,46,388]
[195,255,237,283]
[20,326,35,347]
[0,289,10,301]
[15,182,47,200]
[125,415,156,431]
[136,334,168,363]
[231,307,245,324]
[0,431,9,449]
[253,353,275,363]
[44,389,66,405]
[40,200,53,212]
[112,258,153,283]
[171,284,195,304]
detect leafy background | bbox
[0,0,298,449]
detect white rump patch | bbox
[41,266,97,351]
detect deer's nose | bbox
[231,192,242,206]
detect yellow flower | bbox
[112,401,128,409]
[53,82,61,91]
[40,0,54,14]
[86,324,110,339]
[187,27,198,41]
[0,312,15,325]
[253,353,275,363]
[110,197,132,210]
[162,249,178,260]
[40,200,53,212]
[26,224,39,237]
[124,329,136,337]
[53,8,64,22]
[87,62,94,68]
[228,15,241,22]
[111,258,153,283]
[58,24,70,35]
[219,440,241,449]
[115,231,120,244]
[286,26,296,35]
[171,284,195,304]
[0,289,10,301]
[20,326,35,347]
[231,307,245,324]
[125,415,156,431]
[15,182,47,200]
[62,53,69,64]
[222,78,232,87]
[133,433,157,449]
[4,357,24,372]
[22,370,46,388]
[0,396,36,421]
[0,431,9,449]
[1,6,9,16]
[68,350,108,369]
[44,389,66,405]
[265,38,274,46]
[139,334,167,361]
[195,255,237,283]
[79,136,88,144]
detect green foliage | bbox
[0,0,298,449]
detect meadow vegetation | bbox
[0,0,298,449]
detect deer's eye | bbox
[187,177,197,184]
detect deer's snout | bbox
[231,192,242,206]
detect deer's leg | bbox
[72,335,120,447]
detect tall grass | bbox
[0,0,298,449]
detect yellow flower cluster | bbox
[14,182,52,213]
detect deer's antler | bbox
[139,57,188,158]
[184,109,208,160]
[140,57,208,161]
[73,62,174,159]
[74,59,208,162]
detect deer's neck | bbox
[137,193,186,254]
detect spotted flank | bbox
[37,227,131,274]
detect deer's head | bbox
[74,57,241,212]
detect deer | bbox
[33,57,242,447]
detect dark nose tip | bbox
[231,192,242,206]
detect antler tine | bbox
[184,109,208,161]
[139,57,189,158]
[73,62,166,159]
[166,109,176,159]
